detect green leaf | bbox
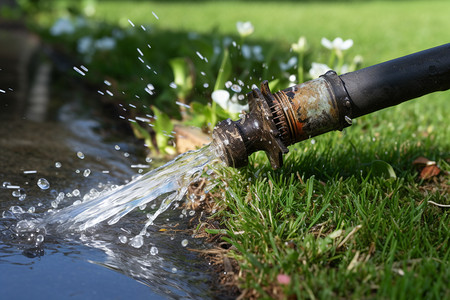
[204,228,228,235]
[369,160,397,179]
[130,122,155,152]
[152,106,173,134]
[169,57,194,100]
[152,106,175,155]
[213,48,231,91]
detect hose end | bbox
[212,81,288,169]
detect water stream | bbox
[42,144,217,235]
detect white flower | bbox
[340,64,349,74]
[212,90,248,113]
[112,29,125,40]
[77,36,94,54]
[309,62,331,79]
[288,74,297,87]
[241,44,252,59]
[95,37,116,51]
[241,45,264,61]
[321,37,353,51]
[236,21,254,37]
[279,56,297,71]
[83,2,96,17]
[50,17,75,36]
[291,36,308,53]
[252,45,264,61]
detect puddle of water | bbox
[0,116,220,299]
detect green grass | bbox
[211,91,449,298]
[95,1,449,298]
[94,0,450,65]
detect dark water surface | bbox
[0,24,214,299]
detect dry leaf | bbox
[413,156,441,180]
[412,156,436,166]
[420,165,441,180]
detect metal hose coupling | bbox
[212,71,352,169]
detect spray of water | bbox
[41,144,219,238]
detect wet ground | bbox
[0,21,214,299]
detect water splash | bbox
[41,144,218,235]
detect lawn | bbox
[94,0,450,65]
[18,0,450,298]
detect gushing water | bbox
[41,144,219,237]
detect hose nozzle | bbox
[212,72,352,169]
[212,81,288,169]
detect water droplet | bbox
[189,210,195,216]
[19,191,27,201]
[150,246,158,255]
[73,66,86,76]
[181,239,189,247]
[225,81,232,89]
[231,84,242,93]
[56,192,65,201]
[130,235,144,248]
[37,178,50,190]
[119,235,128,243]
[55,162,62,168]
[344,116,352,125]
[171,267,177,273]
[83,169,91,177]
[23,170,37,174]
[2,181,12,188]
[196,51,204,60]
[77,152,85,159]
[16,220,32,232]
[12,188,26,200]
[10,206,24,214]
[27,206,35,213]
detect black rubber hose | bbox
[339,43,450,118]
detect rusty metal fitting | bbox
[270,70,353,146]
[212,82,288,169]
[212,74,351,169]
